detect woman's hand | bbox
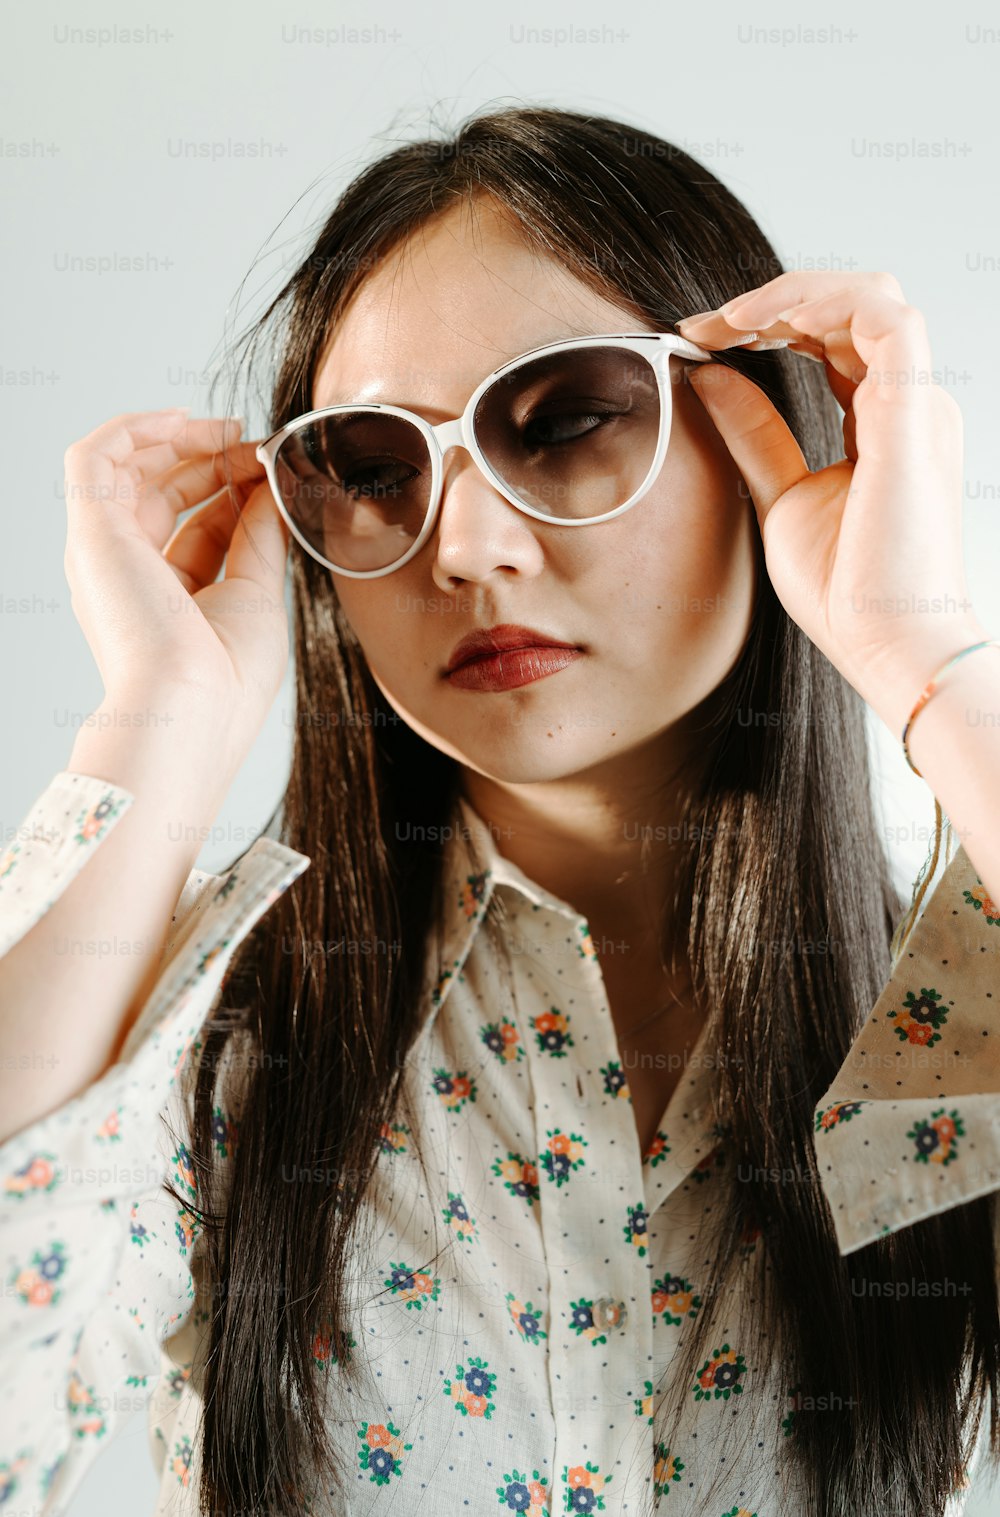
[63,408,290,765]
[676,272,989,735]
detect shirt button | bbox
[593,1297,627,1331]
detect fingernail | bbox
[676,309,717,330]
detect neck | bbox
[459,708,712,977]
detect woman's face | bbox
[311,195,757,786]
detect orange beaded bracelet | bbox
[902,637,1000,778]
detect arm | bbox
[865,635,1000,909]
[0,769,309,1513]
[0,690,251,1143]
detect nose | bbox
[427,434,546,594]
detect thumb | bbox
[224,477,291,607]
[689,363,811,527]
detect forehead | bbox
[311,197,650,411]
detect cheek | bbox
[331,579,472,762]
[328,580,403,677]
[586,423,756,666]
[332,575,449,692]
[660,383,757,625]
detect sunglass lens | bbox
[274,412,433,572]
[472,346,662,520]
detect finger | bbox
[161,483,248,594]
[688,364,811,527]
[745,325,867,428]
[717,270,907,326]
[843,405,858,464]
[674,313,804,351]
[63,410,190,507]
[814,328,867,390]
[67,412,242,475]
[676,274,907,350]
[66,408,191,466]
[64,414,247,522]
[129,434,258,483]
[222,477,291,602]
[743,324,864,385]
[140,415,245,457]
[191,480,291,690]
[133,448,265,548]
[784,329,862,457]
[675,316,871,392]
[787,340,827,362]
[780,291,934,407]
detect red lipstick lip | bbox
[445,623,581,675]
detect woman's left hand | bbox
[677,272,988,735]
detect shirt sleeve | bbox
[0,771,310,1514]
[812,818,1000,1255]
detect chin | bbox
[373,673,632,781]
[419,722,625,786]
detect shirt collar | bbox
[418,797,716,1078]
[417,793,584,1036]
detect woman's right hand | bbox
[63,407,291,768]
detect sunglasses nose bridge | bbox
[432,417,467,455]
[430,414,504,525]
[429,416,495,508]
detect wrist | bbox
[901,635,1000,779]
[857,620,992,739]
[67,685,242,827]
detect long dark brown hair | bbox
[171,105,1000,1516]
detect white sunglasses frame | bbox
[255,330,714,580]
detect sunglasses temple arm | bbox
[667,334,714,363]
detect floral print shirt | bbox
[1,771,998,1516]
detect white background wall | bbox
[2,0,998,1511]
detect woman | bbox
[2,105,1000,1517]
